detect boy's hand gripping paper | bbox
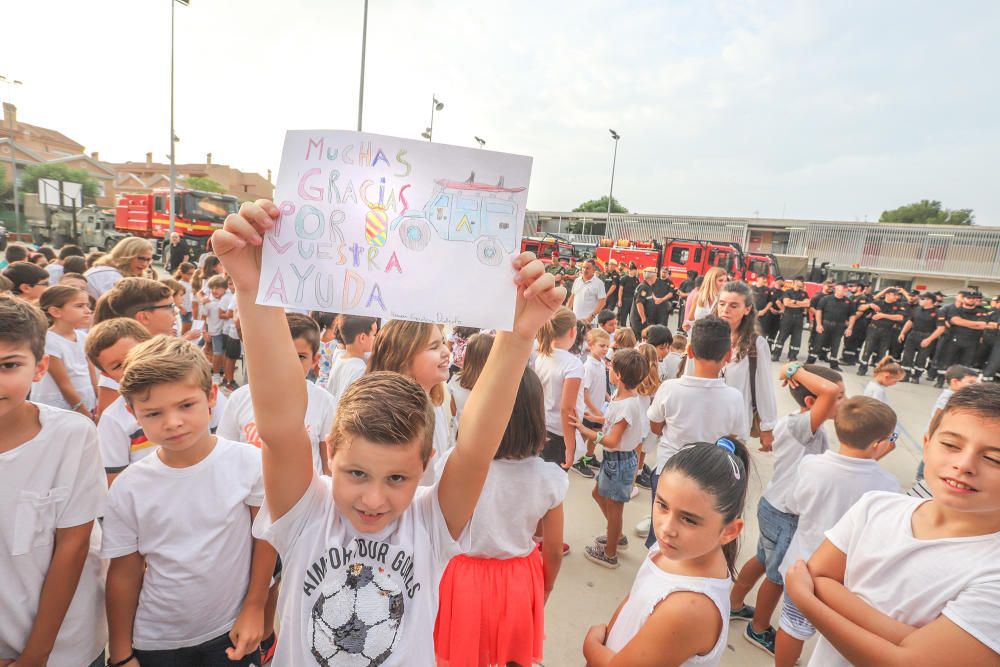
[257,130,533,330]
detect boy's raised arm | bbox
[438,254,564,539]
[213,200,313,519]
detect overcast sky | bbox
[4,1,999,224]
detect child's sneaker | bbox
[743,624,776,656]
[571,458,596,478]
[634,465,653,490]
[586,454,603,470]
[635,515,651,537]
[729,603,755,621]
[595,534,629,551]
[584,544,619,569]
[628,486,639,500]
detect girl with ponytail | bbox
[533,307,585,471]
[584,437,750,667]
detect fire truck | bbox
[594,238,781,284]
[115,188,241,256]
[520,235,577,265]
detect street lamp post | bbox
[357,0,368,131]
[474,136,485,149]
[1,75,23,235]
[168,0,189,245]
[420,94,444,141]
[607,129,620,222]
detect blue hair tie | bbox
[716,438,736,454]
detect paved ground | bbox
[542,367,935,666]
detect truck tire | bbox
[398,218,431,251]
[104,236,119,251]
[476,237,504,266]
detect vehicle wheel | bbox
[104,236,118,251]
[398,219,431,251]
[476,237,504,266]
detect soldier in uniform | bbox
[807,281,834,360]
[840,282,872,365]
[857,287,908,375]
[630,267,657,338]
[898,292,946,383]
[651,266,678,327]
[807,282,856,370]
[934,290,991,387]
[981,295,1000,382]
[602,259,621,316]
[617,263,639,327]
[771,276,810,362]
[762,277,785,347]
[545,251,568,299]
[676,270,698,333]
[751,275,771,323]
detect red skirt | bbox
[434,551,546,667]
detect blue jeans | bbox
[755,497,799,585]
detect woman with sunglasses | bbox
[83,237,155,300]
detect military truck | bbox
[23,193,124,250]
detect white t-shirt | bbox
[660,351,684,381]
[98,374,120,391]
[325,355,367,402]
[221,292,239,339]
[31,330,96,411]
[467,458,568,558]
[421,402,454,487]
[605,543,731,666]
[217,382,333,475]
[84,265,123,300]
[0,404,107,665]
[604,395,646,452]
[97,390,229,472]
[761,411,829,513]
[571,276,607,320]
[583,355,607,413]
[446,376,471,425]
[808,491,1000,666]
[179,279,193,312]
[534,349,585,434]
[252,475,469,666]
[863,380,889,403]
[47,262,65,283]
[100,438,264,650]
[779,451,900,579]
[203,296,224,335]
[932,388,953,413]
[697,337,777,432]
[647,376,748,473]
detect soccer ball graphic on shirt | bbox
[310,562,405,666]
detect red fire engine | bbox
[521,235,577,265]
[115,188,241,254]
[594,238,780,284]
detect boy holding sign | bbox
[214,199,562,665]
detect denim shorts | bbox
[211,333,226,355]
[779,591,816,640]
[755,497,799,585]
[180,312,193,324]
[597,450,638,502]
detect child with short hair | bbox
[93,277,177,337]
[584,438,750,666]
[613,326,637,351]
[913,364,979,485]
[211,199,563,666]
[434,367,567,667]
[786,383,1000,666]
[32,285,97,417]
[2,260,50,303]
[534,307,585,472]
[0,273,13,294]
[86,319,230,486]
[58,271,88,292]
[218,312,335,477]
[644,315,749,548]
[368,319,455,486]
[661,332,688,380]
[173,261,196,335]
[324,314,379,401]
[201,274,229,382]
[774,396,900,667]
[644,323,673,376]
[579,327,611,474]
[598,308,618,336]
[0,296,108,667]
[446,332,494,431]
[102,336,273,667]
[310,311,341,386]
[730,363,844,655]
[574,348,649,568]
[864,355,904,403]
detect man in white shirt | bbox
[568,259,607,325]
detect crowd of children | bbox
[2,214,1000,667]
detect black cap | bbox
[919,291,935,300]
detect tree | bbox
[879,200,974,226]
[0,170,11,203]
[183,176,226,193]
[573,196,628,214]
[19,163,101,202]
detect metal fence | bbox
[608,214,751,247]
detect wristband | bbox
[595,430,605,445]
[108,655,136,667]
[785,362,803,380]
[71,401,84,411]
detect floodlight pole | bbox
[168,0,178,242]
[1,76,23,235]
[607,129,620,217]
[357,0,368,131]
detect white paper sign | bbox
[257,130,532,330]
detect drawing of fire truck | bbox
[390,173,524,266]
